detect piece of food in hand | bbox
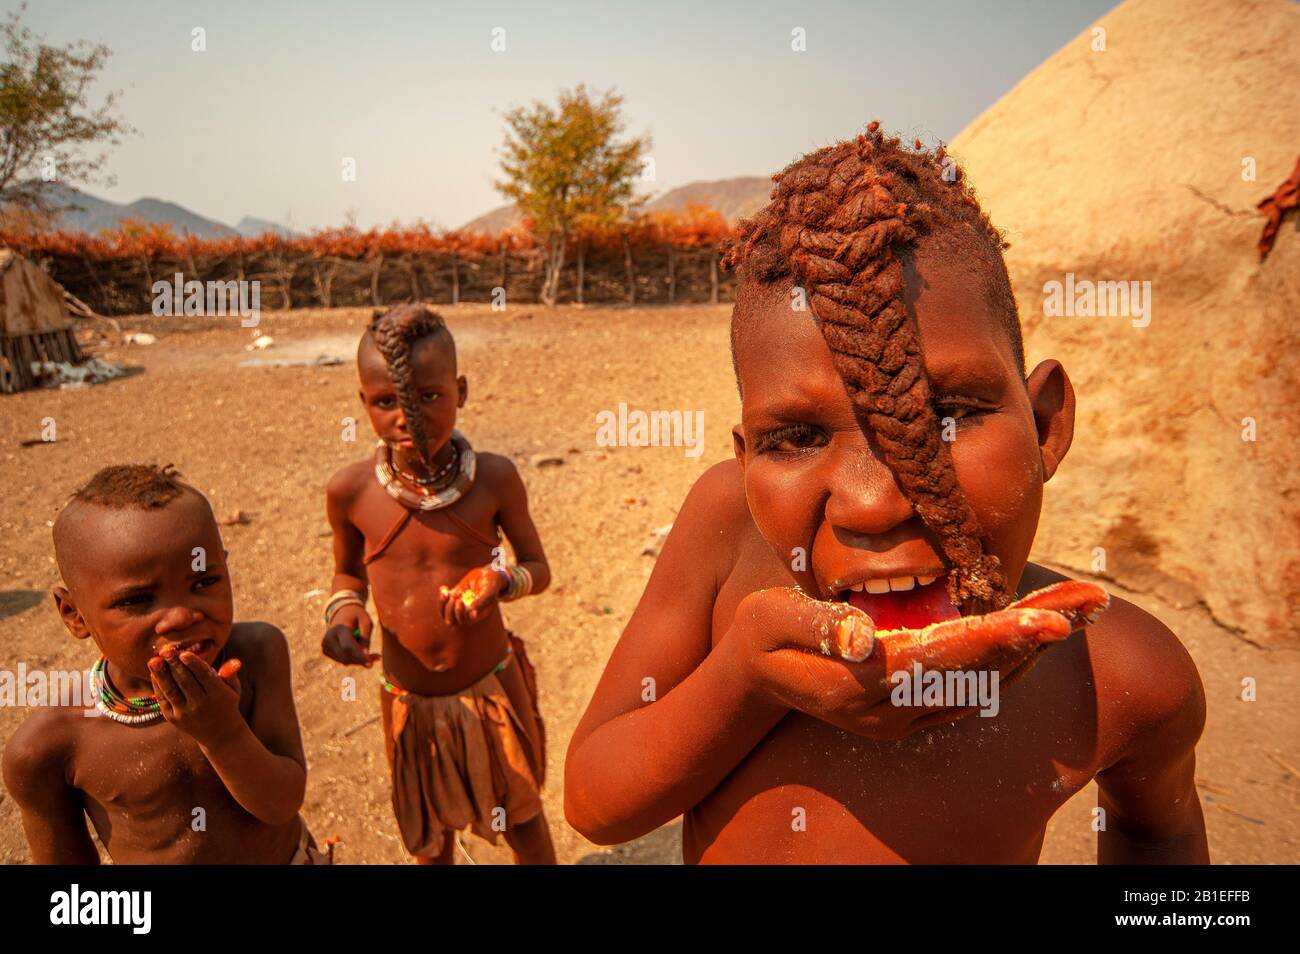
[217,659,242,680]
[830,579,1108,663]
[1002,580,1109,628]
[461,590,476,607]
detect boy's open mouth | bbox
[830,573,961,631]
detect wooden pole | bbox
[371,254,383,306]
[407,256,420,302]
[710,248,719,304]
[667,246,676,304]
[576,243,585,304]
[623,234,635,305]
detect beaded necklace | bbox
[92,656,163,725]
[389,439,461,489]
[374,430,476,511]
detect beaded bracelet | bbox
[494,563,533,602]
[324,589,366,625]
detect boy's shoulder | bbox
[225,620,290,670]
[2,693,87,797]
[474,450,521,483]
[670,458,755,574]
[681,457,750,527]
[326,456,376,503]
[472,450,528,500]
[1088,589,1205,741]
[1030,565,1206,762]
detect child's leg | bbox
[415,832,458,865]
[494,657,555,864]
[504,811,556,865]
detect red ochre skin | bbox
[566,254,1210,865]
[2,490,308,864]
[321,331,556,864]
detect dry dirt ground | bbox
[1,304,1296,864]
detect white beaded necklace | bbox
[374,430,477,511]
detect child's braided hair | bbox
[721,122,1021,610]
[366,303,452,470]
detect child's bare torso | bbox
[57,627,301,864]
[684,469,1150,864]
[340,458,510,695]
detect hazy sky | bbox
[7,0,1120,232]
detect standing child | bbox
[322,303,555,864]
[565,123,1209,864]
[3,464,325,864]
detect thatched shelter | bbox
[948,0,1300,642]
[0,247,83,394]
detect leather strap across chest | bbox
[363,503,501,566]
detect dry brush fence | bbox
[0,210,740,316]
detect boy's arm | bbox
[1093,609,1210,863]
[490,454,550,593]
[326,467,369,596]
[322,467,378,664]
[565,462,789,845]
[157,624,307,826]
[2,716,101,864]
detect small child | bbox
[565,123,1209,864]
[2,464,324,864]
[321,303,555,865]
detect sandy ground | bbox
[1,304,1296,864]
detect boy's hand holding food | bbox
[728,581,1108,740]
[438,565,505,625]
[147,648,245,747]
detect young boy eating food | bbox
[321,303,555,864]
[2,464,323,864]
[565,123,1209,864]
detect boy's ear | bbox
[732,425,747,471]
[1025,359,1075,482]
[51,586,92,641]
[457,375,467,408]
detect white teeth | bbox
[846,575,940,595]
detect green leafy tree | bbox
[497,85,649,305]
[0,4,133,212]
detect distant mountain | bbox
[235,216,297,238]
[647,176,771,221]
[459,175,772,233]
[26,183,294,239]
[460,203,524,234]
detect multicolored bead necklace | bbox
[92,656,163,725]
[374,430,477,512]
[389,439,461,489]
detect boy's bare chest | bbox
[72,683,259,821]
[353,483,500,573]
[73,722,238,827]
[691,659,1104,862]
[695,545,1108,862]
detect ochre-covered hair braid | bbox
[722,122,1014,610]
[366,303,451,470]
